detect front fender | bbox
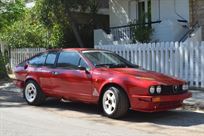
[98,77,128,95]
[25,75,40,85]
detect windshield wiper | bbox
[95,64,113,68]
[95,63,128,68]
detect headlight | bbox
[156,86,162,94]
[182,84,188,90]
[149,86,155,94]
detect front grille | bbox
[161,85,186,95]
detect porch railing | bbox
[179,21,200,42]
[110,21,161,42]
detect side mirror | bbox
[78,66,90,74]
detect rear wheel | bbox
[102,86,129,118]
[24,80,46,105]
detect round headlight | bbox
[149,86,155,94]
[156,86,162,94]
[182,84,188,90]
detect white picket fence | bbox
[95,42,204,88]
[10,48,46,70]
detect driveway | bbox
[1,82,204,136]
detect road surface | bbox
[1,82,204,136]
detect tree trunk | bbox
[65,9,84,48]
[0,50,8,79]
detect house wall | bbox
[94,29,114,45]
[109,0,130,27]
[72,12,109,47]
[189,0,204,40]
[109,0,190,42]
[151,0,190,42]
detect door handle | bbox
[51,71,60,75]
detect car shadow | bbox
[1,84,204,127]
[43,99,204,127]
[122,110,204,127]
[43,99,99,115]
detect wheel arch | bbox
[98,83,130,108]
[24,77,39,87]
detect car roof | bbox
[46,48,109,52]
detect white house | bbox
[94,0,203,45]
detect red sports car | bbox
[14,48,192,118]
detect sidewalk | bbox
[183,90,204,111]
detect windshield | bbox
[82,51,139,68]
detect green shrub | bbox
[129,12,153,43]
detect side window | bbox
[45,52,58,67]
[57,51,85,69]
[29,53,47,67]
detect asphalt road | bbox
[1,82,204,136]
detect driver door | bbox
[51,51,93,102]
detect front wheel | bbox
[24,80,46,105]
[102,86,129,118]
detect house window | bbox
[129,0,151,23]
[138,1,145,22]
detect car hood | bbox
[108,68,185,85]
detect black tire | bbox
[102,86,129,118]
[23,80,46,106]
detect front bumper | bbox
[130,92,192,112]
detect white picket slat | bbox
[160,42,165,74]
[189,42,194,86]
[195,42,199,87]
[169,42,174,76]
[201,42,204,87]
[174,42,179,77]
[179,43,184,79]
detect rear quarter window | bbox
[28,53,47,67]
[45,52,58,67]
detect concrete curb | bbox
[183,90,204,111]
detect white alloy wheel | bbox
[25,83,37,103]
[102,88,117,115]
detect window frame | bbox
[44,51,59,68]
[56,51,89,70]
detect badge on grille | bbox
[173,85,179,92]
